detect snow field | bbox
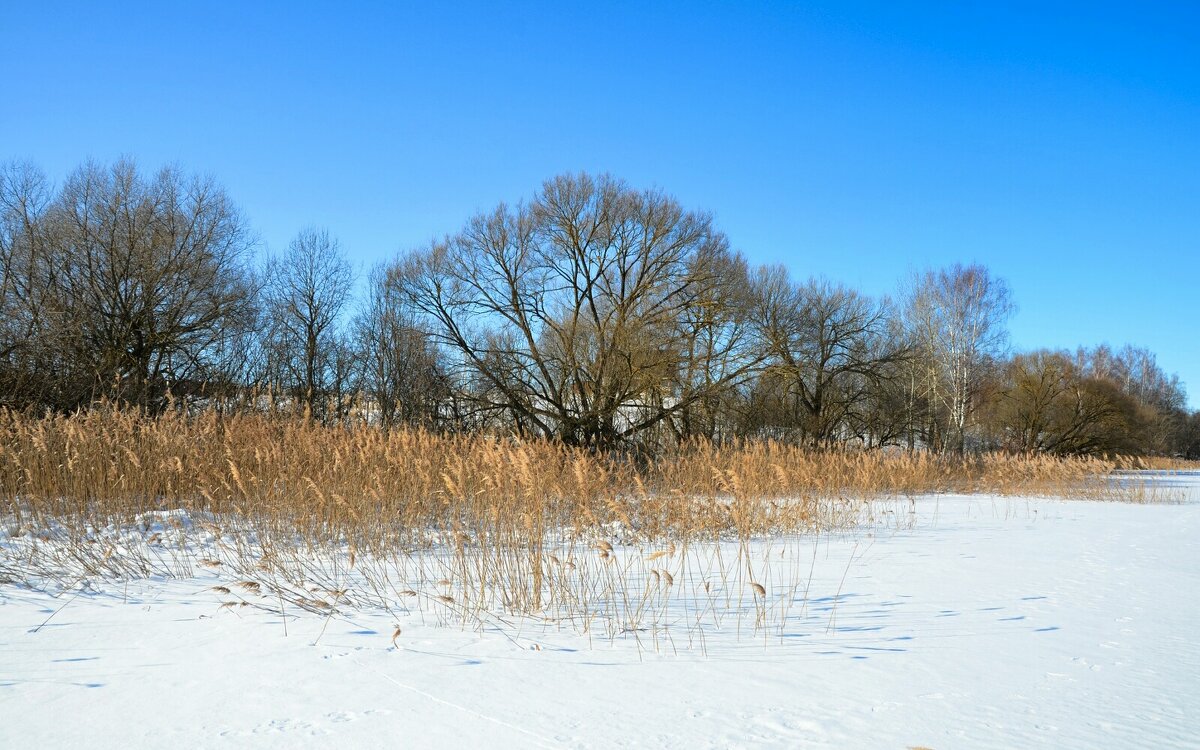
[2,476,1198,748]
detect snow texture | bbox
[2,474,1198,749]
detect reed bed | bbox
[0,408,1174,649]
[1112,454,1200,471]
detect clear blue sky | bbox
[3,1,1197,406]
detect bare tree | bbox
[660,247,759,444]
[901,263,1014,453]
[354,264,447,428]
[263,227,354,418]
[755,268,908,446]
[991,350,1137,455]
[1074,344,1189,454]
[391,173,761,448]
[0,162,56,407]
[1182,411,1200,460]
[4,159,258,410]
[852,351,915,449]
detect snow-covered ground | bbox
[3,475,1199,749]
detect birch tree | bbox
[902,263,1014,452]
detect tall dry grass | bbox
[1111,455,1200,471]
[0,408,1171,647]
[0,407,1131,540]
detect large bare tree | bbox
[0,159,258,410]
[390,173,761,448]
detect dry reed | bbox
[0,408,1174,647]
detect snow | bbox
[3,475,1199,749]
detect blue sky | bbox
[3,1,1197,405]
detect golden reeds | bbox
[0,407,1172,646]
[1,407,1143,547]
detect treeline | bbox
[1,160,1196,457]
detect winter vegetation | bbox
[2,414,1197,746]
[1,161,1196,458]
[2,159,1198,748]
[4,406,1178,635]
[2,156,1195,630]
